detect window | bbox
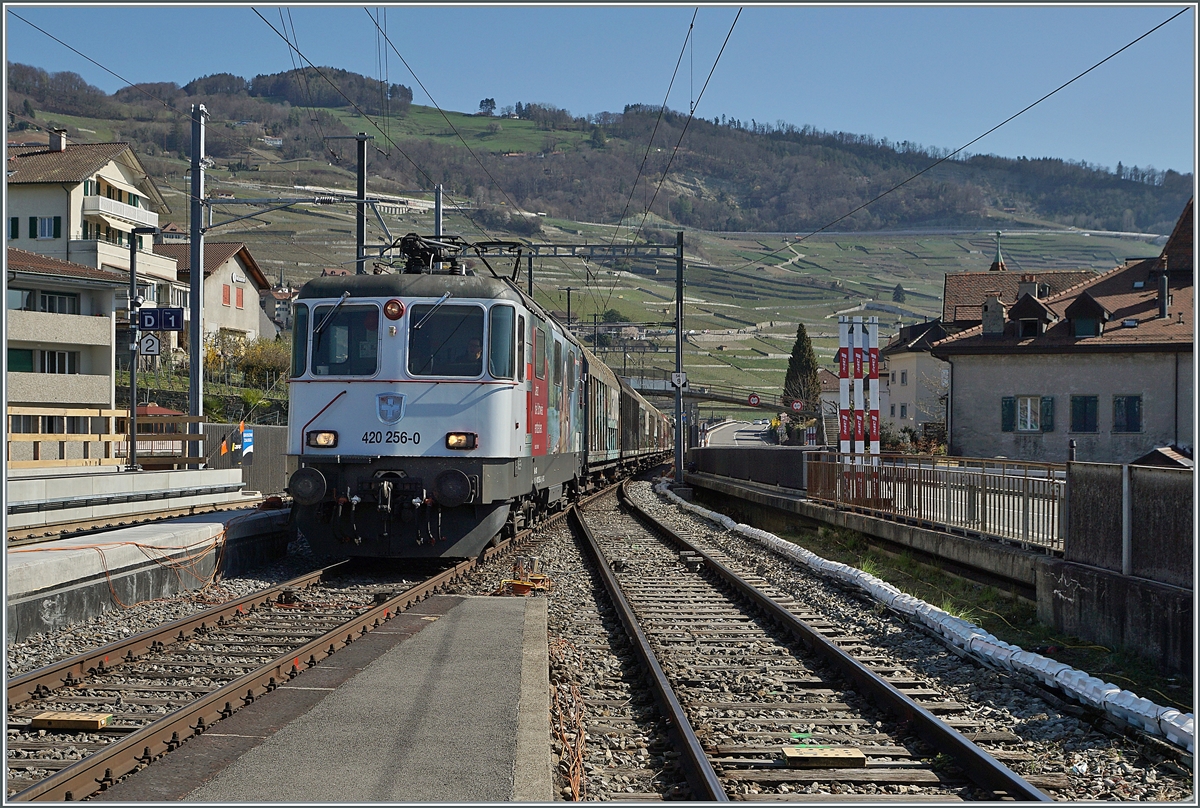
[516,316,525,381]
[534,326,546,379]
[235,287,244,309]
[35,216,61,240]
[9,414,36,433]
[1113,395,1142,433]
[7,347,33,372]
[1003,395,1054,433]
[1016,396,1040,431]
[551,341,563,406]
[40,350,79,374]
[407,303,483,377]
[1070,395,1099,433]
[900,370,908,385]
[311,304,378,376]
[9,217,17,239]
[291,304,308,376]
[8,288,34,311]
[899,403,908,419]
[488,305,515,379]
[222,284,231,306]
[1073,318,1098,338]
[40,292,80,314]
[567,350,577,391]
[1020,319,1038,338]
[890,404,895,417]
[890,371,896,383]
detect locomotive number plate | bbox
[362,430,421,445]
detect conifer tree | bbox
[783,323,820,408]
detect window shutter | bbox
[29,217,37,239]
[1001,397,1016,432]
[53,217,61,239]
[9,217,17,240]
[1040,396,1054,432]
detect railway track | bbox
[4,487,602,802]
[563,482,1056,801]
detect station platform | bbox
[93,594,553,803]
[6,507,291,642]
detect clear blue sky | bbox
[5,4,1196,175]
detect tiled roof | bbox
[1160,197,1193,272]
[941,269,1095,324]
[8,142,136,184]
[818,367,840,393]
[932,258,1193,354]
[880,320,947,356]
[6,246,126,284]
[153,242,270,290]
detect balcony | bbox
[82,195,159,228]
[7,309,112,347]
[7,372,112,407]
[68,240,179,282]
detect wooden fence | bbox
[6,407,206,469]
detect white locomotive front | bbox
[286,236,584,559]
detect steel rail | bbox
[8,480,625,801]
[569,500,728,802]
[8,556,479,802]
[618,482,1053,802]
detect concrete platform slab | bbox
[93,595,552,803]
[6,508,290,641]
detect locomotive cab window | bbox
[408,303,485,377]
[292,303,308,376]
[311,304,378,376]
[489,305,515,379]
[567,350,577,391]
[552,341,563,405]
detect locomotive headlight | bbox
[445,432,478,450]
[306,430,339,448]
[384,299,405,320]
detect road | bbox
[703,420,775,446]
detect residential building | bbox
[932,199,1193,464]
[261,287,298,331]
[153,241,275,343]
[880,320,948,433]
[941,238,1095,333]
[6,247,124,409]
[6,131,187,349]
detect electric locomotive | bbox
[285,234,671,559]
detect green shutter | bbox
[1040,396,1054,432]
[28,217,36,239]
[9,217,17,240]
[1001,397,1016,432]
[53,217,61,239]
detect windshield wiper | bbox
[313,291,351,337]
[413,292,451,330]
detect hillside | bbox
[8,62,1192,235]
[5,63,1181,401]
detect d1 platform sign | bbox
[138,307,185,331]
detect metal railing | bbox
[807,452,1065,551]
[82,194,159,228]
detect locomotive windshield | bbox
[408,303,485,377]
[489,305,515,379]
[311,304,379,376]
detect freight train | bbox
[285,233,672,559]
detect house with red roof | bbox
[154,241,276,342]
[932,199,1193,464]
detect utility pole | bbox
[674,230,685,486]
[126,223,159,470]
[435,184,443,238]
[557,286,576,327]
[527,253,534,296]
[325,133,373,274]
[188,104,206,432]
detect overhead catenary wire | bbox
[727,5,1192,273]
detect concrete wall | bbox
[7,372,112,408]
[947,351,1193,463]
[1068,462,1194,589]
[1037,558,1191,676]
